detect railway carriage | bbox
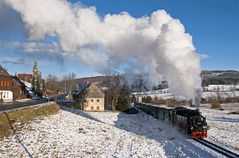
[134,102,208,139]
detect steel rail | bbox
[194,139,239,158]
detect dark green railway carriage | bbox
[135,102,175,123]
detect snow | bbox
[204,84,238,92]
[200,104,239,152]
[132,84,239,101]
[20,79,39,99]
[15,98,32,102]
[20,80,32,89]
[0,107,230,157]
[133,89,170,95]
[134,91,239,100]
[201,91,239,99]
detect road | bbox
[0,94,67,112]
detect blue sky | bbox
[0,0,238,78]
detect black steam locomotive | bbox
[174,107,208,138]
[134,102,208,139]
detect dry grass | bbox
[229,109,239,114]
[0,114,12,138]
[211,100,221,109]
[147,97,187,107]
[0,103,60,139]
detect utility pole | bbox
[65,79,66,94]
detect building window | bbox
[91,106,94,110]
[97,99,99,102]
[0,81,3,86]
[97,106,99,110]
[91,99,94,102]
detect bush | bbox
[115,83,131,111]
[151,97,186,107]
[211,100,221,109]
[142,96,153,103]
[116,97,130,111]
[229,108,239,114]
[153,97,167,104]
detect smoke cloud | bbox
[2,0,202,99]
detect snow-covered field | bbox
[200,104,239,151]
[133,88,239,101]
[201,91,239,99]
[0,107,232,158]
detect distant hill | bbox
[57,76,108,88]
[57,74,148,92]
[201,70,239,86]
[58,74,144,86]
[57,70,239,91]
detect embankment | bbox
[0,102,60,139]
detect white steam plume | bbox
[3,0,202,99]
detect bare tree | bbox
[63,73,76,99]
[104,70,121,111]
[45,74,62,94]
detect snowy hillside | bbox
[133,86,239,101]
[201,91,239,99]
[0,107,228,158]
[200,104,239,151]
[204,84,239,92]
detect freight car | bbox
[134,102,208,139]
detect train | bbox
[134,102,208,139]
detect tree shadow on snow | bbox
[114,109,218,158]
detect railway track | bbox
[194,139,239,158]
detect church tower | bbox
[32,60,40,93]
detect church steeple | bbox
[32,60,40,93]
[33,60,38,71]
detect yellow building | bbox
[73,83,105,111]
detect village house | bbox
[0,65,27,103]
[73,83,105,111]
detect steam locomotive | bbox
[134,102,208,139]
[174,107,208,138]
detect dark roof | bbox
[11,76,23,86]
[17,74,33,80]
[0,65,10,77]
[73,82,104,96]
[74,83,90,95]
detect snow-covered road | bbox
[0,107,228,158]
